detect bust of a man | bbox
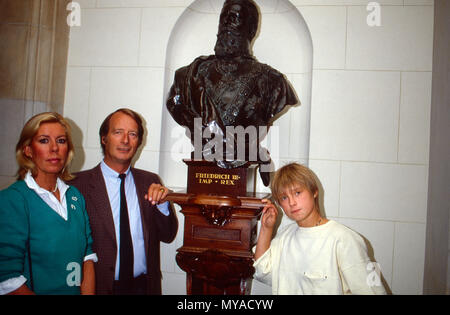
[167,0,298,185]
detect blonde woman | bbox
[0,112,96,295]
[254,162,387,295]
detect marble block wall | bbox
[0,0,71,187]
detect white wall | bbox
[64,0,434,295]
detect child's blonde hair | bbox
[271,162,319,207]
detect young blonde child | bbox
[254,162,386,294]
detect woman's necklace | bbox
[315,218,322,226]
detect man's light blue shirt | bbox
[100,161,170,280]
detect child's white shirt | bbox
[253,220,386,295]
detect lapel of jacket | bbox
[89,164,117,247]
[130,168,150,256]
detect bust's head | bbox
[214,0,259,58]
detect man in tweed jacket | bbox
[70,108,178,295]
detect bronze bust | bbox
[166,0,298,185]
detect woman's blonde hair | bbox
[271,162,319,207]
[15,112,75,181]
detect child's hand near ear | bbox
[261,198,278,230]
[255,198,278,260]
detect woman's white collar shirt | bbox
[24,171,70,221]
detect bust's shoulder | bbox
[256,61,283,77]
[178,55,215,71]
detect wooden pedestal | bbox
[165,160,265,295]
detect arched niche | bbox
[159,0,313,193]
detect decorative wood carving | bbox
[176,250,255,295]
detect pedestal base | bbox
[167,192,265,295]
[166,160,266,295]
[176,250,254,295]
